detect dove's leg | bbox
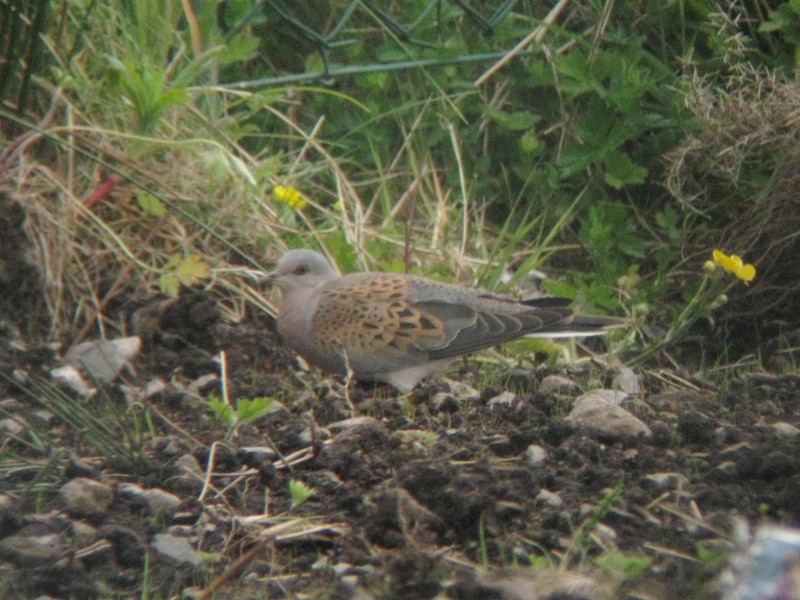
[342,346,357,417]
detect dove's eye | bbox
[293,264,310,276]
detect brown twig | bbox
[474,0,570,86]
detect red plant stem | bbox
[80,174,122,216]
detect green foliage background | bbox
[2,0,799,358]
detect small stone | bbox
[496,500,525,520]
[141,489,182,516]
[719,441,754,457]
[66,336,141,382]
[299,425,332,443]
[586,388,628,406]
[30,410,56,427]
[719,443,761,478]
[500,369,539,394]
[759,452,798,481]
[187,373,219,395]
[71,520,99,546]
[175,453,204,476]
[771,422,800,440]
[143,377,169,397]
[535,489,563,508]
[60,477,113,517]
[50,365,93,397]
[648,390,702,412]
[100,525,145,568]
[0,524,63,566]
[119,483,182,516]
[311,555,330,572]
[430,392,459,413]
[0,417,24,436]
[649,422,674,448]
[155,435,192,457]
[328,416,382,433]
[487,435,514,455]
[621,397,655,420]
[642,472,690,490]
[566,392,651,441]
[488,391,519,409]
[332,562,354,576]
[151,533,200,566]
[539,375,580,395]
[0,495,22,536]
[715,426,743,445]
[614,367,642,395]
[237,447,276,464]
[595,522,617,542]
[525,444,548,466]
[713,461,738,481]
[306,470,344,493]
[443,379,481,402]
[75,539,114,567]
[677,410,716,445]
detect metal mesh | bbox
[225,0,526,89]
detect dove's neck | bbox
[277,280,345,372]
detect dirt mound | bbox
[1,296,798,599]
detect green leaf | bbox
[695,541,728,570]
[528,554,554,570]
[483,106,541,131]
[325,232,359,273]
[289,480,315,508]
[223,0,256,26]
[220,35,260,65]
[505,339,561,366]
[582,280,621,310]
[158,273,180,297]
[208,396,236,428]
[234,397,275,425]
[541,279,577,299]
[158,255,210,296]
[604,152,648,189]
[153,87,189,113]
[518,130,542,156]
[655,206,681,240]
[136,194,166,217]
[172,255,211,287]
[381,260,407,274]
[759,3,799,34]
[554,50,595,96]
[596,551,652,577]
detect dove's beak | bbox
[259,270,279,287]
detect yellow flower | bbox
[273,185,308,210]
[712,249,756,284]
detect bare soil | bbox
[1,288,799,600]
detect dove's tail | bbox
[530,314,628,338]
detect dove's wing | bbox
[309,273,474,374]
[309,273,608,369]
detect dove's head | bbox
[266,249,339,292]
